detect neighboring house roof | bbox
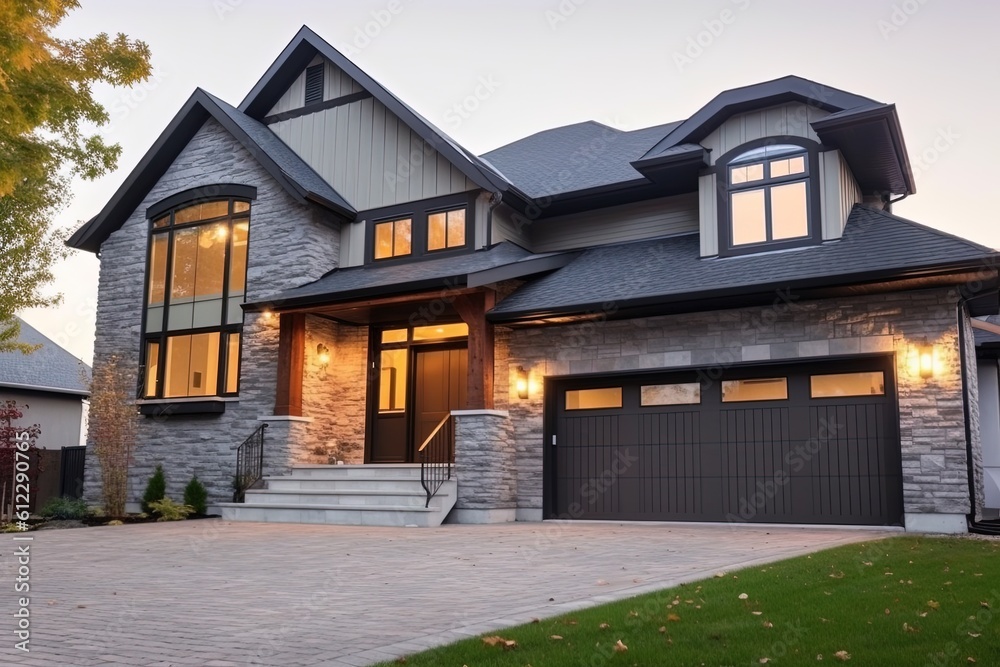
[250,242,557,311]
[489,205,1000,323]
[974,315,1000,348]
[66,89,356,254]
[0,318,91,396]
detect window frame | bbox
[139,191,253,400]
[364,192,475,265]
[715,137,823,257]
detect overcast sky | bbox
[22,0,1000,364]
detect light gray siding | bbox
[528,193,698,253]
[820,149,862,241]
[0,389,84,449]
[698,174,719,257]
[702,102,829,165]
[491,204,531,248]
[266,56,365,116]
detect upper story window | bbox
[427,208,466,252]
[374,217,412,260]
[718,139,820,255]
[142,196,251,399]
[367,194,473,264]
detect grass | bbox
[376,536,1000,666]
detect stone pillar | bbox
[451,410,517,523]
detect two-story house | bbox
[69,26,999,533]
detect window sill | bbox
[137,397,237,417]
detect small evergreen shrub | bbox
[147,498,194,521]
[141,464,166,514]
[183,475,208,515]
[39,496,90,520]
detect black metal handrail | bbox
[233,423,268,502]
[418,414,454,508]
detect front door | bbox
[412,346,467,459]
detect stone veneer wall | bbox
[961,306,985,521]
[452,411,517,522]
[504,288,977,523]
[86,118,342,508]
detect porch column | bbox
[274,313,305,416]
[454,291,495,410]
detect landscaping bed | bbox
[376,536,1000,666]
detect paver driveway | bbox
[1,520,890,666]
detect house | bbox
[68,26,999,533]
[0,317,90,510]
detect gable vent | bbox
[304,64,324,106]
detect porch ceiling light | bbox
[918,339,934,379]
[317,343,331,368]
[516,366,529,400]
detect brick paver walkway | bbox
[1,520,890,666]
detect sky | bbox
[20,0,1000,364]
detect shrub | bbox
[183,475,208,515]
[141,464,166,514]
[147,497,194,522]
[39,496,90,520]
[89,355,138,517]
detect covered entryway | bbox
[546,356,903,526]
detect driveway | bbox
[2,520,890,666]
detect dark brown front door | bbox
[413,347,467,459]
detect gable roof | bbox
[0,318,91,396]
[239,26,529,206]
[67,89,356,254]
[489,205,1000,324]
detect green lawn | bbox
[377,536,1000,667]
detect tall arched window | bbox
[142,196,250,399]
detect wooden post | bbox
[274,313,305,416]
[454,291,495,410]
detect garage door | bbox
[547,357,903,526]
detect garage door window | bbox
[810,371,885,398]
[721,377,788,402]
[566,387,623,410]
[641,383,701,406]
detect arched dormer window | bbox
[141,185,254,400]
[717,138,821,255]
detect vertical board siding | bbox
[698,173,719,257]
[268,57,362,117]
[703,102,830,165]
[528,193,698,253]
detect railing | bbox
[418,414,454,508]
[233,423,268,502]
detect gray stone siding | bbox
[962,305,985,520]
[453,411,517,511]
[504,288,974,519]
[86,118,342,508]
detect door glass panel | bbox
[381,328,408,344]
[771,181,808,240]
[412,322,469,341]
[379,348,407,413]
[811,371,885,398]
[641,383,701,406]
[731,189,767,245]
[566,387,623,410]
[722,378,788,402]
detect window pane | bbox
[146,306,163,333]
[225,332,241,394]
[770,156,805,178]
[446,209,466,247]
[811,372,885,398]
[731,189,767,245]
[394,218,411,256]
[164,333,220,398]
[229,220,249,297]
[170,227,199,303]
[374,221,393,259]
[144,341,160,398]
[381,328,408,344]
[152,215,170,229]
[193,299,223,328]
[722,378,788,402]
[233,201,250,213]
[428,212,446,251]
[412,322,469,341]
[771,181,809,240]
[379,348,407,412]
[174,200,229,224]
[226,296,244,325]
[732,144,803,164]
[194,224,227,301]
[566,387,623,410]
[167,303,193,331]
[731,163,764,185]
[641,383,701,406]
[147,234,168,307]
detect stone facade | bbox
[86,118,344,508]
[452,410,517,522]
[504,288,978,523]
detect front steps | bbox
[218,464,457,527]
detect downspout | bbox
[884,192,908,214]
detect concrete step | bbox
[264,477,429,492]
[219,503,445,527]
[285,464,423,480]
[245,488,436,507]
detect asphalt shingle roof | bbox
[0,318,91,395]
[481,121,680,199]
[975,315,1000,347]
[490,205,999,319]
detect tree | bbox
[0,0,152,352]
[88,354,138,516]
[0,399,41,520]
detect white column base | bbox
[904,513,968,534]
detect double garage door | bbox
[547,356,903,526]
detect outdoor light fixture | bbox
[317,343,331,368]
[516,366,529,399]
[918,340,934,379]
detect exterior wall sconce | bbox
[918,339,934,379]
[516,366,529,399]
[316,343,331,368]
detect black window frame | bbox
[139,187,255,400]
[364,192,476,266]
[714,136,822,257]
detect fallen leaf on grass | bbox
[752,611,763,616]
[550,635,563,640]
[762,621,774,628]
[759,658,770,664]
[834,650,851,661]
[739,593,749,600]
[968,658,977,663]
[968,632,981,638]
[658,626,667,633]
[599,622,611,630]
[927,600,940,610]
[628,610,639,618]
[667,613,681,622]
[613,640,628,653]
[884,609,891,615]
[903,622,919,633]
[481,636,518,650]
[981,601,991,609]
[829,571,845,579]
[530,618,540,624]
